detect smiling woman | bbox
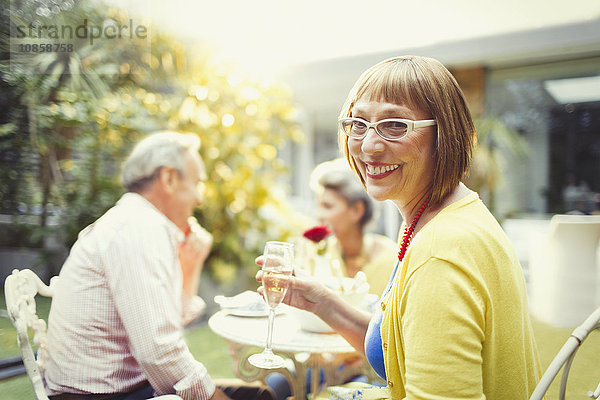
[344,100,440,204]
[340,55,541,399]
[339,56,474,210]
[274,55,544,400]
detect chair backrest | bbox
[528,214,600,327]
[4,268,58,400]
[548,214,600,259]
[529,306,600,400]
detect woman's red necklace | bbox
[398,197,430,262]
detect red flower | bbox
[302,225,332,243]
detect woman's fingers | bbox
[254,259,330,313]
[255,255,265,267]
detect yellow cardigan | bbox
[380,193,542,399]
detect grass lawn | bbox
[1,294,599,399]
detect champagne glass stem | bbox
[265,306,276,351]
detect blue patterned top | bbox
[364,260,399,380]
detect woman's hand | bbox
[255,258,332,316]
[255,256,371,353]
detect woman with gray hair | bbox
[310,158,397,296]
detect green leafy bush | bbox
[0,0,304,283]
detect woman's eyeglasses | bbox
[339,117,436,141]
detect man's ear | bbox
[158,167,177,194]
[349,201,365,224]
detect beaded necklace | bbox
[397,197,430,262]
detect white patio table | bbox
[208,310,379,399]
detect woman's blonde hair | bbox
[338,55,475,207]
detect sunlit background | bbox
[2,1,600,398]
[116,0,599,77]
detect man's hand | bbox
[179,217,212,296]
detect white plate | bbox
[214,291,285,317]
[223,302,271,317]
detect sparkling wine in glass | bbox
[248,241,294,369]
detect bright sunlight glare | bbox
[108,0,600,79]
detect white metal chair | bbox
[529,306,600,400]
[4,269,182,400]
[4,268,57,400]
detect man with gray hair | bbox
[43,132,274,400]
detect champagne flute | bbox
[248,241,294,369]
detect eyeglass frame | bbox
[339,117,437,141]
